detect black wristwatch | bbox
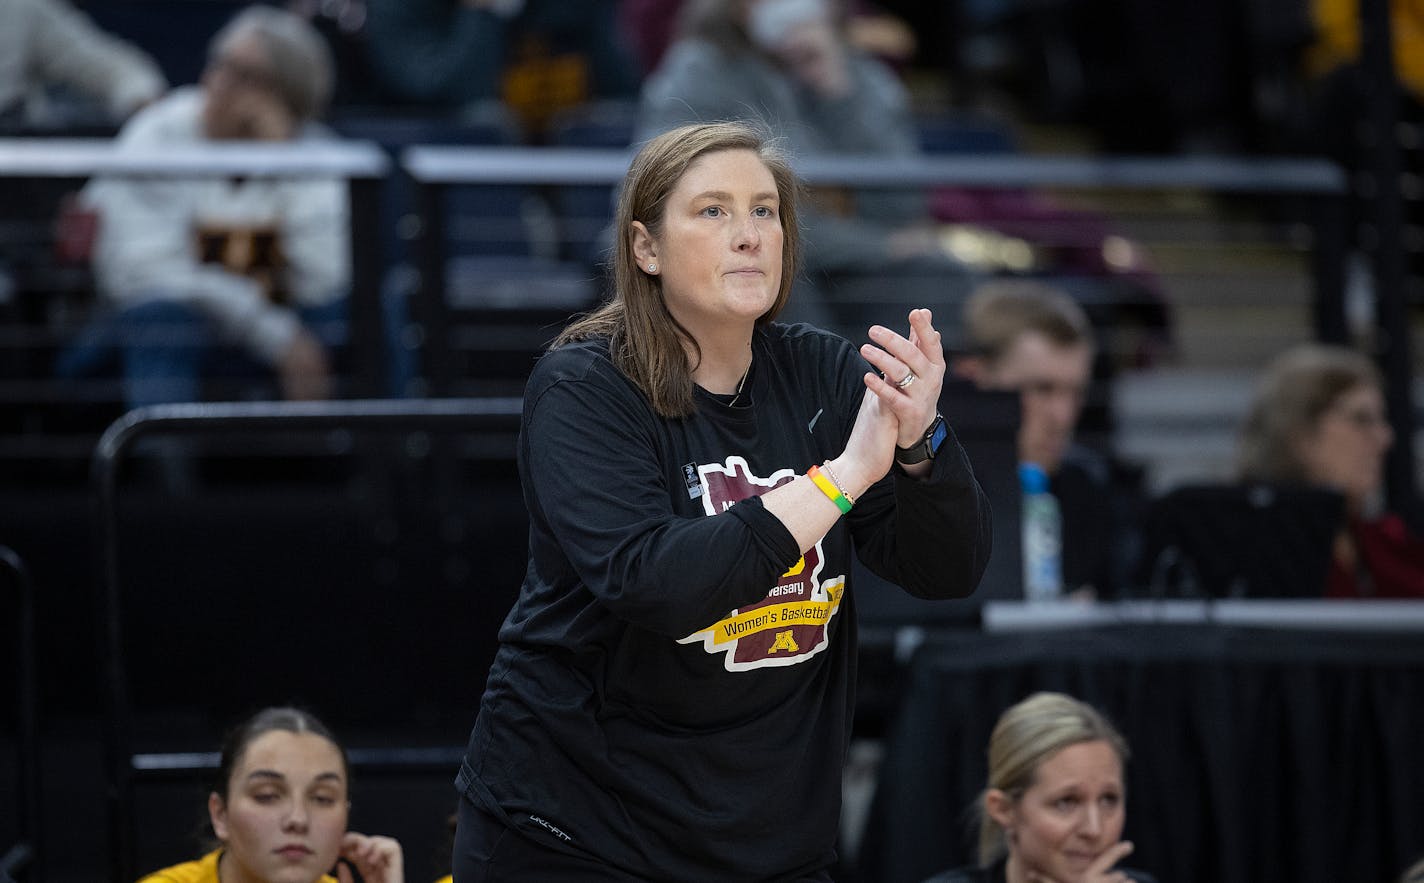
[895,413,948,465]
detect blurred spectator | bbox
[0,0,167,130]
[953,279,1145,597]
[360,0,639,137]
[619,0,916,76]
[921,691,1157,883]
[57,6,348,408]
[1238,343,1424,598]
[635,0,980,327]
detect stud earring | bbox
[647,263,657,272]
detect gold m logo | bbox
[768,630,801,654]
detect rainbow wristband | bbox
[819,462,856,507]
[808,464,853,515]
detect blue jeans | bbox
[56,298,349,409]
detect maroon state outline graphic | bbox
[678,456,846,672]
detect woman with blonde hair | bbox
[924,692,1155,883]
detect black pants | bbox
[451,795,836,883]
[452,796,643,882]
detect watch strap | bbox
[895,413,947,465]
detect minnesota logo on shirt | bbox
[678,456,846,672]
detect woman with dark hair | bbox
[451,120,992,881]
[137,706,403,883]
[1238,343,1424,597]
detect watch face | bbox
[929,418,948,455]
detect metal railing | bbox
[91,397,522,882]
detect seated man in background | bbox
[0,0,167,129]
[954,279,1144,598]
[58,5,347,408]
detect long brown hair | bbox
[554,121,802,418]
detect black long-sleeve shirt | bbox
[458,322,991,881]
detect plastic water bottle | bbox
[1019,462,1063,602]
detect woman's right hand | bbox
[336,832,404,883]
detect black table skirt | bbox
[859,625,1424,883]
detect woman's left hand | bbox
[336,832,404,883]
[859,307,945,453]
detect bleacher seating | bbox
[331,104,540,264]
[77,0,248,87]
[0,168,120,481]
[546,99,637,267]
[333,105,579,398]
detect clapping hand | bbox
[859,309,945,475]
